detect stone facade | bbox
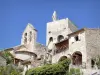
[2,23,47,71]
[85,29,100,68]
[46,18,77,45]
[68,29,87,67]
[46,11,100,70]
[2,11,100,73]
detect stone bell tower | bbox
[21,23,37,52]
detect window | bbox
[48,37,53,49]
[91,59,95,68]
[25,33,27,36]
[24,33,27,44]
[30,31,32,42]
[57,35,64,42]
[75,36,79,41]
[49,37,53,42]
[48,31,51,33]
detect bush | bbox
[68,68,81,75]
[95,56,100,69]
[0,51,23,75]
[26,58,71,75]
[0,64,22,75]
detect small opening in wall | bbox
[24,33,27,44]
[48,49,52,53]
[91,59,95,68]
[37,58,41,60]
[57,35,64,42]
[25,33,27,36]
[49,31,51,33]
[49,37,53,42]
[30,31,32,42]
[64,28,66,29]
[75,36,79,41]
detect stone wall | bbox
[46,18,78,45]
[68,19,78,34]
[86,29,100,57]
[34,42,47,59]
[69,30,87,63]
[46,19,69,44]
[85,29,100,68]
[46,18,78,64]
[15,51,36,60]
[52,48,69,63]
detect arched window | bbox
[72,51,82,65]
[30,31,32,42]
[49,37,53,42]
[48,37,53,49]
[25,33,27,36]
[91,59,95,68]
[57,35,64,42]
[24,33,27,44]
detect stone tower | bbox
[21,23,37,52]
[46,11,78,50]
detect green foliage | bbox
[68,68,81,75]
[0,64,22,75]
[95,56,100,69]
[26,58,71,75]
[91,56,100,69]
[58,56,67,62]
[2,51,14,65]
[0,51,23,75]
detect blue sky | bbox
[0,0,100,49]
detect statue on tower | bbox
[52,11,57,21]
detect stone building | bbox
[3,23,47,70]
[2,11,100,71]
[47,11,100,70]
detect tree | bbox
[2,51,14,65]
[0,64,22,75]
